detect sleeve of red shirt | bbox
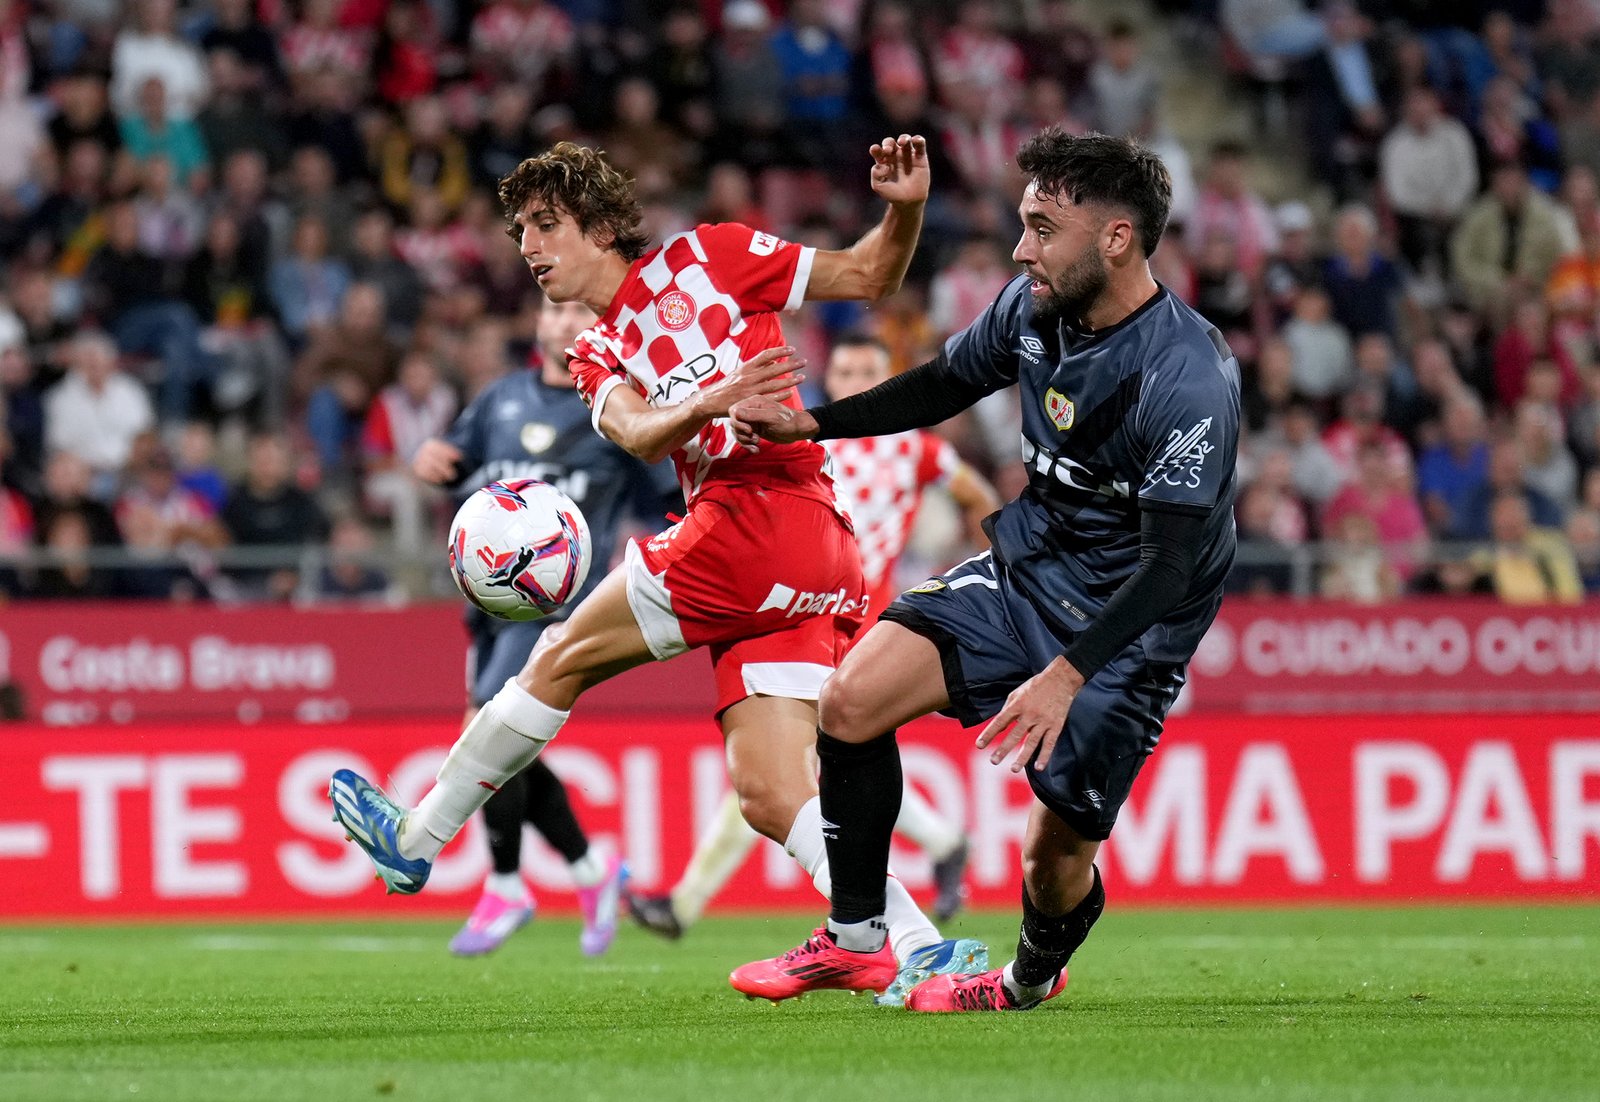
[568,324,634,435]
[693,222,816,315]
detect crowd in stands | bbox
[0,0,1596,606]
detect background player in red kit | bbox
[331,137,983,1000]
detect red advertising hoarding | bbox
[1,713,1594,919]
[1182,599,1600,714]
[0,602,714,725]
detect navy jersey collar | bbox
[1059,283,1169,348]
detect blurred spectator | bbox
[1088,21,1159,139]
[269,214,353,347]
[1280,286,1352,404]
[1515,401,1580,514]
[33,450,122,548]
[111,0,209,122]
[1544,209,1600,324]
[25,508,116,600]
[1417,391,1491,536]
[1191,142,1277,280]
[773,0,853,169]
[184,210,290,425]
[1302,2,1384,202]
[310,515,394,601]
[470,0,574,99]
[647,5,715,142]
[472,84,536,190]
[200,47,289,172]
[119,77,209,187]
[1322,374,1410,481]
[1387,335,1462,443]
[348,208,424,329]
[1242,336,1293,430]
[1570,366,1600,468]
[286,146,357,261]
[1534,0,1600,120]
[281,0,371,82]
[199,0,283,92]
[1493,297,1582,409]
[1451,163,1566,316]
[373,0,438,105]
[221,431,329,599]
[1380,87,1478,278]
[699,163,769,229]
[131,156,203,261]
[1018,0,1098,100]
[1568,508,1600,592]
[1322,440,1430,579]
[48,71,120,158]
[379,97,470,216]
[1261,201,1319,326]
[0,316,42,490]
[1482,491,1584,604]
[935,1,1026,122]
[859,2,930,116]
[712,2,786,169]
[1320,513,1402,602]
[207,149,279,279]
[394,189,483,294]
[174,421,227,512]
[604,78,693,187]
[1320,203,1401,339]
[928,237,1013,339]
[284,66,367,185]
[43,329,155,479]
[1193,230,1257,361]
[1475,76,1561,191]
[1456,436,1564,541]
[114,432,225,598]
[295,283,402,475]
[0,430,32,556]
[1278,400,1345,507]
[362,348,456,556]
[1223,0,1327,65]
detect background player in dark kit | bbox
[730,129,1240,1010]
[412,296,680,957]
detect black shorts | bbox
[465,610,553,708]
[881,552,1186,841]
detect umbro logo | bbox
[1018,334,1046,364]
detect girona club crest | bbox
[657,290,696,332]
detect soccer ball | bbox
[447,479,593,621]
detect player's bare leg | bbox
[331,566,656,891]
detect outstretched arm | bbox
[804,135,929,303]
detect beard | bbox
[1030,245,1109,328]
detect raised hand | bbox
[973,657,1085,774]
[869,134,930,207]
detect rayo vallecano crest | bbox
[1044,388,1075,431]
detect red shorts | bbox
[623,483,865,715]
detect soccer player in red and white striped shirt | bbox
[332,136,985,1001]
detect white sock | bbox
[783,796,833,897]
[671,791,760,925]
[895,781,963,862]
[1001,960,1054,1006]
[484,872,527,901]
[884,874,942,960]
[400,680,568,860]
[569,847,607,888]
[788,797,940,963]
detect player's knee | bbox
[817,667,878,743]
[520,627,582,705]
[734,783,799,843]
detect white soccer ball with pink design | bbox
[448,479,593,621]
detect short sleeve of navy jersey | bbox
[938,275,1032,390]
[442,386,491,480]
[1132,342,1239,516]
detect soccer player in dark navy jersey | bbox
[413,299,680,958]
[730,129,1240,1010]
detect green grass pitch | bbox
[2,906,1597,1102]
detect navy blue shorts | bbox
[465,610,555,707]
[880,552,1186,841]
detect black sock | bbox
[480,770,527,875]
[521,760,591,865]
[1012,865,1105,989]
[816,728,901,925]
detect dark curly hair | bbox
[1016,128,1172,256]
[497,143,651,261]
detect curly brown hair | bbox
[497,143,650,261]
